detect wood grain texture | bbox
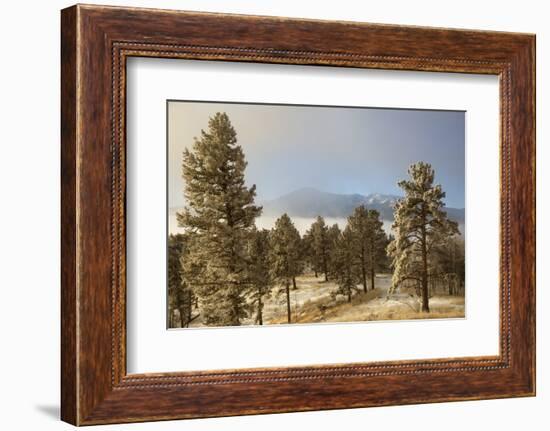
[60,4,536,425]
[60,5,78,425]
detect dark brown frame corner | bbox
[61,4,535,426]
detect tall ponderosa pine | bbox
[307,216,331,281]
[177,112,261,326]
[348,206,388,292]
[269,214,302,323]
[326,223,342,279]
[365,209,388,291]
[246,228,273,325]
[388,162,459,312]
[301,230,315,276]
[167,234,196,328]
[347,206,369,292]
[332,226,360,302]
[291,232,306,291]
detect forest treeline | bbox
[168,112,464,328]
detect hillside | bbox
[187,273,465,327]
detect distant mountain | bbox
[260,187,465,224]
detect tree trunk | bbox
[361,248,367,293]
[229,288,241,326]
[323,249,328,281]
[179,306,187,328]
[421,223,430,312]
[370,243,375,291]
[257,288,263,325]
[186,291,192,326]
[286,281,291,323]
[292,277,297,290]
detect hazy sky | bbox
[168,101,465,208]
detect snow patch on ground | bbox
[187,273,465,327]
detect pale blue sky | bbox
[168,101,465,208]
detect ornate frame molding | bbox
[61,5,535,425]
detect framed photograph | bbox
[165,100,466,329]
[61,4,536,425]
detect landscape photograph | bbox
[167,101,465,329]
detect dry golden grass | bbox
[321,295,465,323]
[264,273,465,325]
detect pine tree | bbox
[307,216,331,281]
[177,112,262,326]
[167,234,196,328]
[301,230,316,276]
[269,214,302,323]
[432,236,465,296]
[366,209,388,291]
[326,223,342,279]
[388,162,459,312]
[348,206,388,292]
[246,228,273,325]
[291,232,305,291]
[332,226,360,302]
[347,205,370,292]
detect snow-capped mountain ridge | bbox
[259,187,464,223]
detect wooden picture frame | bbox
[61,4,535,425]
